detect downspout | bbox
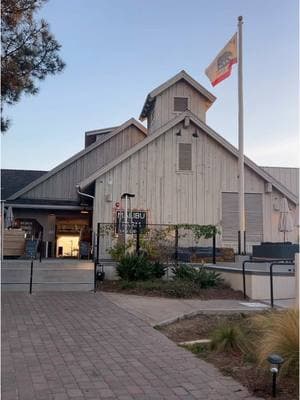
[75,184,95,200]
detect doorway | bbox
[56,235,79,258]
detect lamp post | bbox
[121,193,135,248]
[267,354,284,397]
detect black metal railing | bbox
[269,261,295,307]
[2,259,94,294]
[242,259,295,306]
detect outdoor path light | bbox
[267,353,284,397]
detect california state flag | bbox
[205,33,237,86]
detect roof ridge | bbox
[8,117,146,200]
[80,110,298,205]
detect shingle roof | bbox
[1,169,47,200]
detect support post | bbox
[212,233,216,264]
[270,263,274,308]
[272,371,277,397]
[94,260,97,293]
[136,223,140,255]
[243,230,246,255]
[29,260,33,294]
[242,260,246,299]
[175,226,179,266]
[238,231,241,255]
[96,223,100,264]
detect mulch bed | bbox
[157,313,246,342]
[157,314,299,400]
[99,280,246,300]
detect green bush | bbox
[116,253,166,281]
[108,241,129,261]
[115,279,203,298]
[150,261,166,279]
[172,264,223,288]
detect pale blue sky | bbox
[2,0,299,170]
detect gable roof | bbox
[79,110,298,205]
[1,169,47,200]
[8,118,147,201]
[139,70,216,121]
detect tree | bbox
[1,0,65,132]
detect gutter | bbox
[4,203,90,211]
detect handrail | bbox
[242,259,294,299]
[269,262,295,307]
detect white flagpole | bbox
[238,16,245,254]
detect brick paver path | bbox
[2,292,259,400]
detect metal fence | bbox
[93,222,218,265]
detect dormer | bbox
[139,70,216,135]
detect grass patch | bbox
[161,310,299,399]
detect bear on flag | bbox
[205,33,237,86]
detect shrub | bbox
[108,241,131,261]
[150,260,166,279]
[251,309,299,379]
[172,264,223,288]
[116,253,166,281]
[116,279,202,298]
[210,323,244,352]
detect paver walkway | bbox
[102,292,269,326]
[2,292,260,400]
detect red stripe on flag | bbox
[211,58,237,87]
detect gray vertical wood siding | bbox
[147,80,209,134]
[94,123,298,247]
[21,125,145,201]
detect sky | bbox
[1,0,299,171]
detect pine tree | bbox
[1,0,65,132]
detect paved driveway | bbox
[2,292,259,400]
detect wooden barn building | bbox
[2,71,299,257]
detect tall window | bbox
[178,143,192,171]
[174,97,188,112]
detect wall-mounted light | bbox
[192,130,199,138]
[175,129,181,136]
[80,208,89,214]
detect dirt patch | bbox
[157,313,298,400]
[157,313,246,342]
[194,347,298,400]
[99,280,245,300]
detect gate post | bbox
[174,226,179,266]
[136,223,140,255]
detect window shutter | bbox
[178,143,192,171]
[222,193,239,241]
[222,192,263,242]
[174,97,188,112]
[245,193,263,242]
